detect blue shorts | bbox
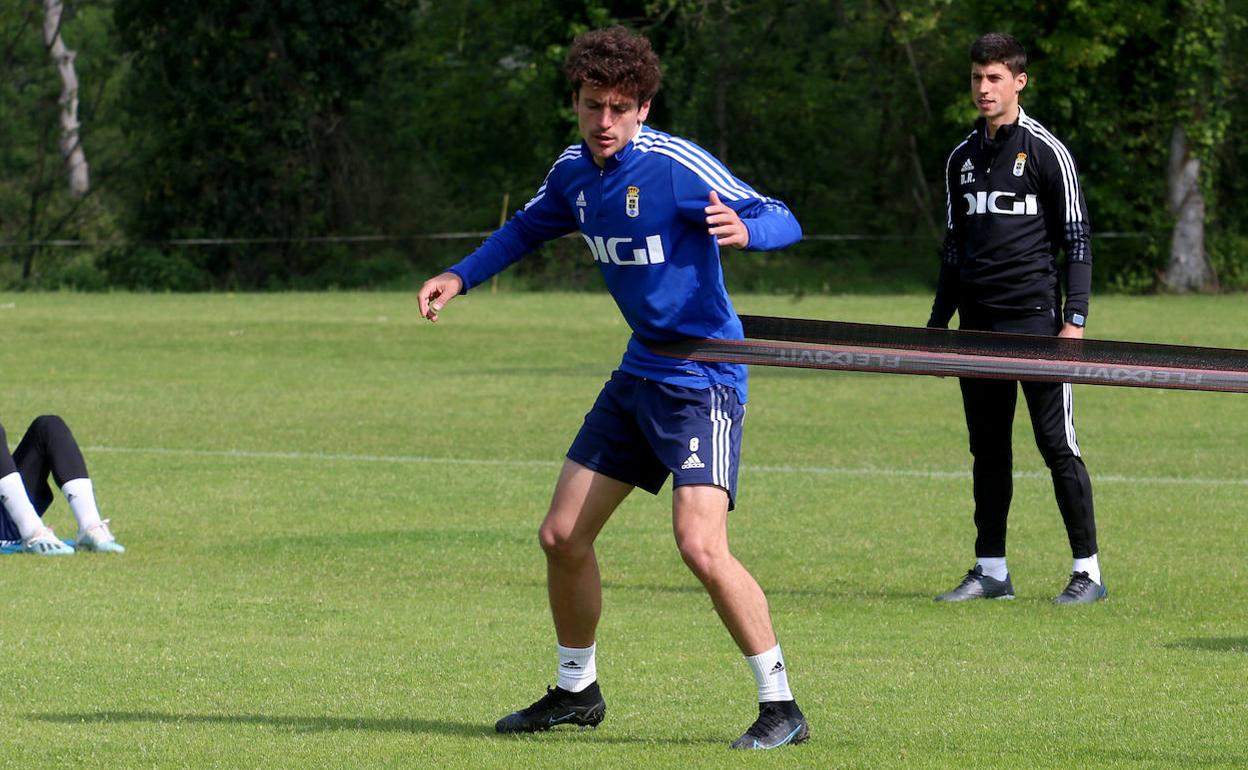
[567,371,745,509]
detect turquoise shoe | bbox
[76,520,126,554]
[23,527,76,556]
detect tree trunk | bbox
[1161,125,1216,292]
[43,0,89,197]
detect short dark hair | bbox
[971,32,1027,76]
[564,26,661,103]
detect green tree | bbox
[632,1,962,291]
[919,0,1243,293]
[0,0,125,288]
[4,0,1242,292]
[111,0,414,288]
[1160,0,1236,291]
[1210,0,1248,288]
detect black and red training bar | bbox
[645,315,1248,394]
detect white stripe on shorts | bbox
[710,386,733,489]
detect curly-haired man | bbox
[418,25,809,749]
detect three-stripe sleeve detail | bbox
[524,144,583,210]
[635,129,771,204]
[1018,109,1083,226]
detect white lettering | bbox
[580,233,605,263]
[580,234,667,266]
[776,350,902,369]
[1069,366,1202,386]
[964,191,1039,217]
[645,234,665,264]
[607,237,643,265]
[988,191,1021,215]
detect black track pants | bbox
[0,415,90,542]
[957,311,1097,559]
[11,415,90,515]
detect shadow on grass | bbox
[598,579,1042,604]
[1166,637,1248,654]
[28,711,720,745]
[31,711,482,736]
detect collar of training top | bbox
[975,112,1022,145]
[587,129,642,172]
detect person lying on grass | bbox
[0,415,124,555]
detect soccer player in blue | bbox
[417,26,808,750]
[0,415,124,555]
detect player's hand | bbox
[418,272,463,322]
[1058,322,1085,340]
[705,190,750,249]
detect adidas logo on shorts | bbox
[681,452,705,470]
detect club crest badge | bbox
[1012,152,1027,177]
[626,185,640,218]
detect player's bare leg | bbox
[672,483,809,749]
[540,460,632,646]
[496,460,630,734]
[671,484,775,654]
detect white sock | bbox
[62,478,102,533]
[0,471,43,540]
[977,557,1008,581]
[555,642,597,693]
[1073,554,1101,585]
[745,644,793,703]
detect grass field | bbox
[0,291,1244,769]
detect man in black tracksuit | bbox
[927,33,1104,605]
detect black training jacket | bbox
[928,106,1092,328]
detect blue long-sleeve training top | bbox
[446,125,802,403]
